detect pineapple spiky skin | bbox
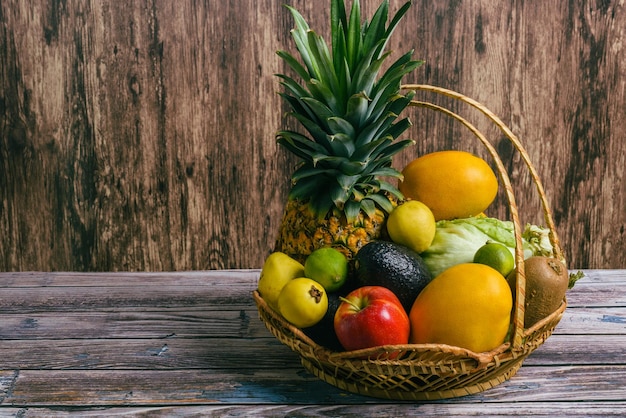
[275,198,394,264]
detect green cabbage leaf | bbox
[420,217,555,277]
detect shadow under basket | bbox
[253,84,568,401]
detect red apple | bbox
[334,286,410,352]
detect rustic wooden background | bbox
[1,0,624,272]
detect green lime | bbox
[473,242,515,277]
[304,247,348,292]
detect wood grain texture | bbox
[1,404,625,417]
[0,269,624,415]
[0,1,624,271]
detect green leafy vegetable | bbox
[419,217,555,277]
[568,270,585,289]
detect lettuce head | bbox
[420,216,555,277]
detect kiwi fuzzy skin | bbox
[507,256,569,328]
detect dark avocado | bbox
[302,291,344,351]
[354,240,433,313]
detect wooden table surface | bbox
[0,269,624,417]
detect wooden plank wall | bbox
[1,1,624,271]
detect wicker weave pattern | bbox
[253,289,564,400]
[254,85,567,400]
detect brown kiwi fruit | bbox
[507,256,568,328]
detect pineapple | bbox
[274,0,422,263]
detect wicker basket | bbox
[253,84,567,400]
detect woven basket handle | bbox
[402,84,563,349]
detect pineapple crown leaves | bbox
[276,0,423,222]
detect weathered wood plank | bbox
[555,307,626,334]
[1,403,626,417]
[0,333,624,371]
[2,366,626,406]
[0,285,256,312]
[0,270,260,288]
[564,290,626,308]
[0,310,268,339]
[0,371,16,404]
[0,338,297,371]
[524,334,626,365]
